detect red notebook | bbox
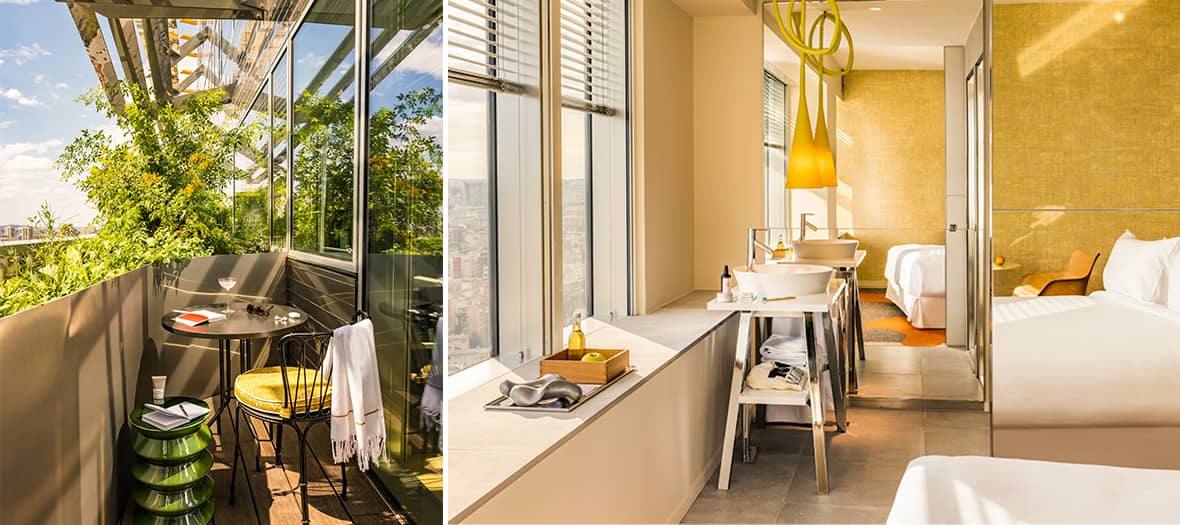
[173,309,227,327]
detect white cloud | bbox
[55,82,69,90]
[0,140,63,172]
[0,43,50,65]
[0,0,41,4]
[422,115,442,140]
[0,139,95,226]
[0,88,41,107]
[94,123,128,145]
[33,73,44,83]
[375,29,442,79]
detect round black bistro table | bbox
[162,302,309,434]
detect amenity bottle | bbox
[568,313,586,360]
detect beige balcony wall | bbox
[0,253,284,524]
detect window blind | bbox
[560,0,614,115]
[447,0,523,93]
[763,71,787,149]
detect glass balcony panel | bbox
[291,2,357,260]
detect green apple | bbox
[581,352,606,362]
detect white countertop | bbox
[446,292,735,522]
[708,279,847,314]
[769,249,867,269]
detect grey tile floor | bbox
[682,407,990,524]
[857,345,983,401]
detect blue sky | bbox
[0,0,113,226]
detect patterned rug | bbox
[859,290,946,347]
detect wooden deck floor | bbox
[128,401,404,524]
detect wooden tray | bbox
[540,348,629,384]
[484,367,636,413]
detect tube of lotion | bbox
[151,376,167,405]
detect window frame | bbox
[446,0,631,376]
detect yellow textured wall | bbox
[993,1,1180,295]
[836,70,946,282]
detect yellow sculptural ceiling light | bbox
[772,0,854,189]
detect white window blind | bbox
[763,71,787,149]
[560,0,614,115]
[447,0,523,93]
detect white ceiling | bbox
[765,0,983,70]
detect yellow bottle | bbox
[568,313,586,360]
[772,237,789,259]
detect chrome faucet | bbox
[799,213,819,242]
[748,228,775,269]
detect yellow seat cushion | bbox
[234,366,331,418]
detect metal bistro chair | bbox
[230,329,346,524]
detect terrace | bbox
[0,0,442,523]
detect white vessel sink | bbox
[793,239,859,260]
[733,264,833,298]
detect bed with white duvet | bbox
[992,231,1180,468]
[888,455,1180,524]
[884,244,945,329]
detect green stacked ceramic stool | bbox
[129,397,215,525]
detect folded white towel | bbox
[322,319,386,471]
[760,335,808,365]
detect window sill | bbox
[446,290,734,522]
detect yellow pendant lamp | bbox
[812,36,837,187]
[786,59,822,189]
[772,0,854,189]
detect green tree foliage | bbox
[289,86,441,257]
[0,84,258,317]
[368,87,443,256]
[291,92,356,255]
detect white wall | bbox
[633,0,696,313]
[691,12,765,290]
[945,46,969,348]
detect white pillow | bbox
[1168,249,1180,312]
[1102,231,1179,304]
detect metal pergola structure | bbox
[60,0,440,114]
[58,0,306,113]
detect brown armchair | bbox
[1012,250,1101,297]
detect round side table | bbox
[129,397,214,525]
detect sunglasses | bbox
[246,303,274,316]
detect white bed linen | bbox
[884,244,946,329]
[888,455,1180,524]
[993,291,1180,428]
[885,244,946,298]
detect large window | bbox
[365,0,444,520]
[233,90,270,251]
[446,0,628,375]
[561,108,591,322]
[446,82,496,372]
[763,71,789,231]
[291,3,356,260]
[272,53,290,250]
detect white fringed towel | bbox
[322,319,385,471]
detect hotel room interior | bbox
[446,0,1180,523]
